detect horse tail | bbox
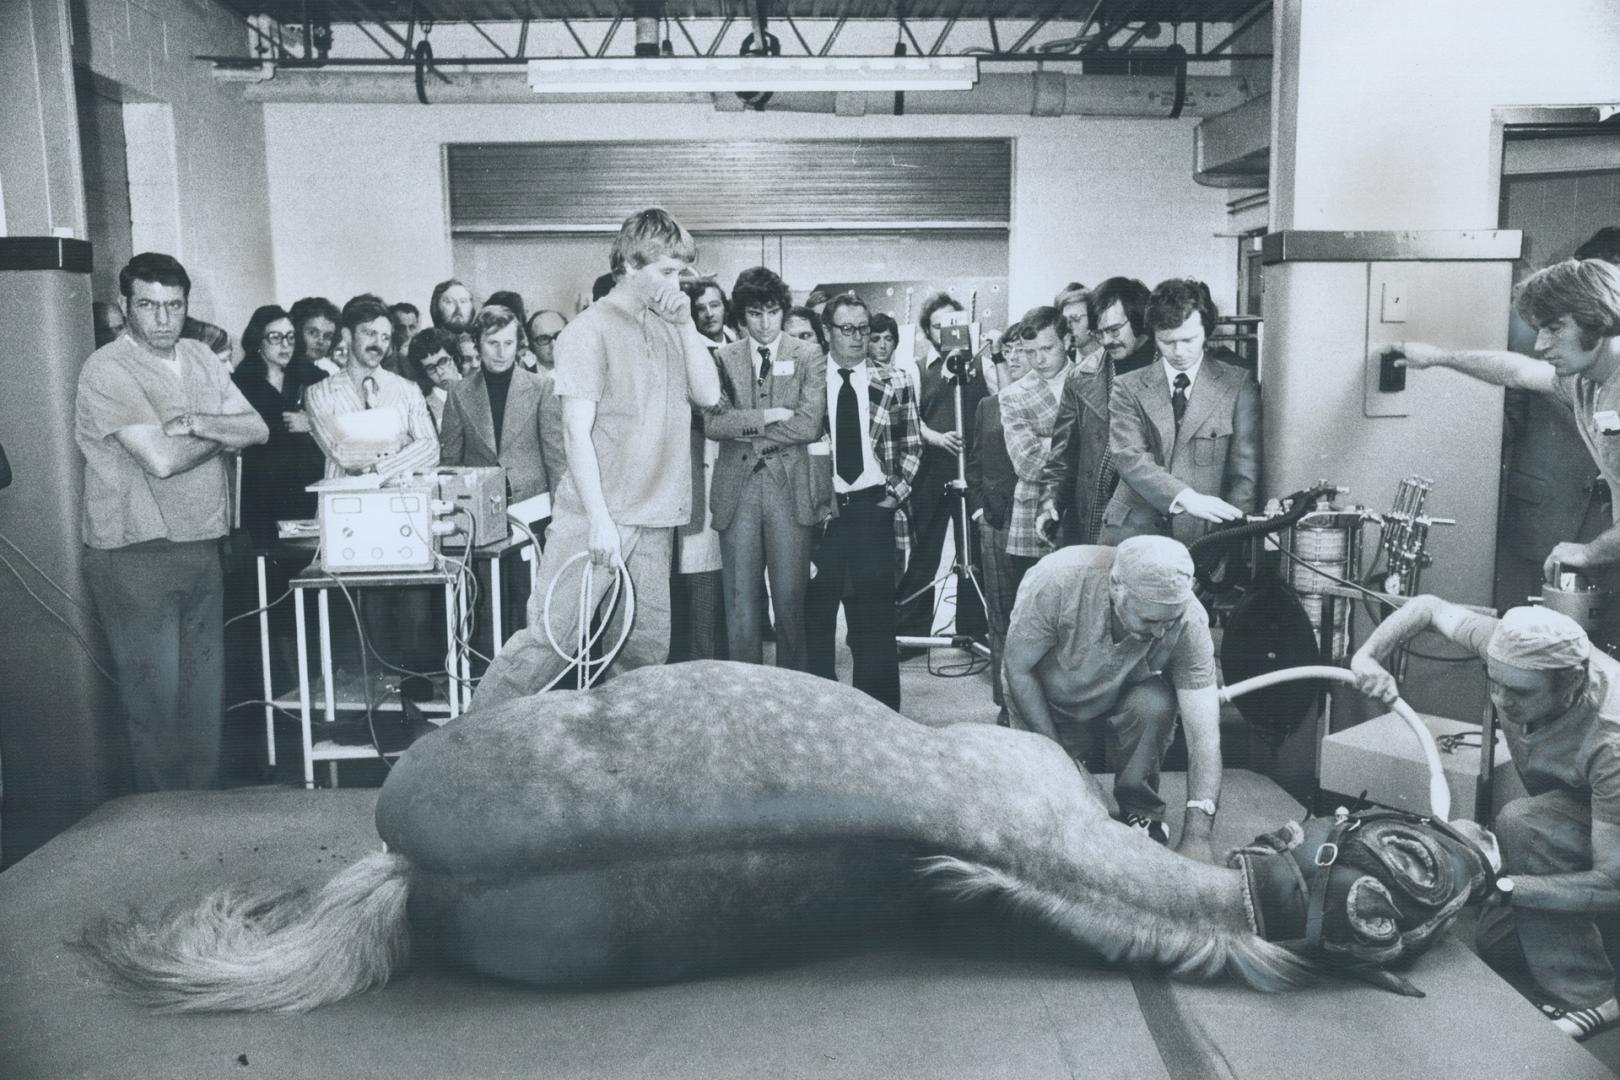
[917,855,1314,993]
[78,850,412,1013]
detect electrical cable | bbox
[0,529,105,630]
[225,697,307,726]
[224,583,295,628]
[0,545,120,685]
[327,571,393,772]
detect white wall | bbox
[1275,0,1620,231]
[262,103,1237,321]
[73,0,275,336]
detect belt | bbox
[836,485,885,508]
[751,445,786,473]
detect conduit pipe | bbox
[240,68,1250,117]
[1219,665,1451,820]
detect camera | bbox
[937,323,974,379]
[937,323,972,355]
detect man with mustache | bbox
[305,296,439,479]
[1037,277,1156,547]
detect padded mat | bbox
[0,771,1608,1079]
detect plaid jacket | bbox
[814,362,923,570]
[998,368,1065,558]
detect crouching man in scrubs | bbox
[1002,535,1223,860]
[1353,599,1620,1041]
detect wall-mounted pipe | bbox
[239,67,1250,117]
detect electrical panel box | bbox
[1364,266,1413,418]
[433,466,508,546]
[312,476,439,573]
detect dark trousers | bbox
[806,493,901,710]
[83,539,224,792]
[896,456,987,639]
[669,569,728,663]
[1011,676,1179,820]
[976,518,1020,712]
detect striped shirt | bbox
[305,365,439,479]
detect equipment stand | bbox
[896,351,991,661]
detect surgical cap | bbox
[1487,606,1591,671]
[1111,536,1195,605]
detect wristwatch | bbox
[1495,875,1515,901]
[1186,798,1218,817]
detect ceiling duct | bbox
[240,66,1251,117]
[1193,91,1269,187]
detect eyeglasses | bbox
[262,332,295,346]
[1097,321,1132,339]
[743,305,783,320]
[831,323,871,338]
[530,333,558,346]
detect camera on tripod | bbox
[936,323,974,379]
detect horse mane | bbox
[917,854,1315,992]
[77,850,412,1013]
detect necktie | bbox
[1172,372,1190,430]
[758,346,771,383]
[1088,359,1118,544]
[836,368,863,485]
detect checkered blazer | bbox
[814,362,923,571]
[998,368,1064,558]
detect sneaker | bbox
[1124,814,1170,846]
[1538,997,1620,1041]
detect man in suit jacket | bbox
[704,267,827,670]
[438,305,565,507]
[1037,277,1157,548]
[1099,279,1261,547]
[999,306,1075,573]
[966,328,1029,723]
[805,293,922,710]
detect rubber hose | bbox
[1219,664,1450,820]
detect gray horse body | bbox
[378,661,1265,989]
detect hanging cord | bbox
[537,551,636,692]
[414,35,434,105]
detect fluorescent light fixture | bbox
[527,55,979,95]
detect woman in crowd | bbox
[232,304,330,548]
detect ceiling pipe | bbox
[717,70,1249,117]
[240,67,1250,117]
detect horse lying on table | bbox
[81,661,1499,1012]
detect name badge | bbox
[1597,409,1620,435]
[771,360,795,377]
[808,440,831,457]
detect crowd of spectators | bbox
[82,231,1261,808]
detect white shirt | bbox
[825,360,885,494]
[1042,361,1072,400]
